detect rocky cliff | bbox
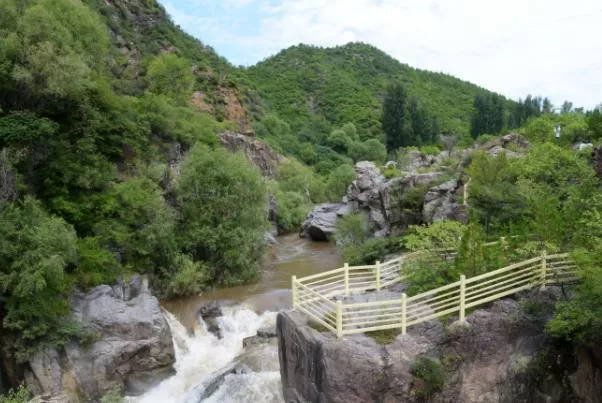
[277,288,601,403]
[300,161,467,241]
[299,134,530,241]
[22,277,175,402]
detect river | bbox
[132,234,341,403]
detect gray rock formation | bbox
[480,133,531,158]
[422,179,469,224]
[278,288,602,403]
[218,131,282,178]
[242,327,278,348]
[300,162,455,239]
[299,203,351,241]
[198,301,223,339]
[24,276,175,401]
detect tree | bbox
[382,83,412,150]
[466,151,524,234]
[327,128,352,153]
[178,144,269,285]
[561,101,573,114]
[348,139,387,163]
[542,97,553,114]
[470,94,505,137]
[586,106,602,140]
[147,54,195,103]
[0,197,78,360]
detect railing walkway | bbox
[291,249,577,338]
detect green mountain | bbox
[246,43,512,137]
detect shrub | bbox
[0,385,29,403]
[326,164,355,201]
[410,357,444,398]
[274,190,312,233]
[335,213,371,250]
[419,145,441,156]
[367,328,400,344]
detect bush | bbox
[274,190,311,233]
[403,221,465,293]
[178,144,269,286]
[419,145,441,155]
[410,357,444,397]
[335,213,371,249]
[0,385,29,403]
[326,164,355,201]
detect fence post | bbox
[401,293,407,335]
[540,250,547,289]
[292,275,297,309]
[336,300,343,338]
[376,260,381,291]
[459,274,466,322]
[344,263,350,296]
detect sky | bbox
[159,0,602,109]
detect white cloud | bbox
[163,0,602,108]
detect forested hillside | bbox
[246,43,513,137]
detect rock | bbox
[257,327,277,338]
[24,276,175,402]
[218,131,281,178]
[481,133,530,158]
[594,147,602,180]
[243,326,278,348]
[198,301,223,339]
[185,362,251,402]
[299,203,350,241]
[278,288,602,403]
[422,179,469,224]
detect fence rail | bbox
[292,249,576,338]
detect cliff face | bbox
[277,288,602,403]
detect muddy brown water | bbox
[162,234,342,329]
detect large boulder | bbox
[299,203,350,241]
[278,288,602,403]
[24,277,175,401]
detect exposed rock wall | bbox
[24,277,175,402]
[218,131,282,178]
[278,288,602,403]
[300,162,466,240]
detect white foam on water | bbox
[130,306,282,403]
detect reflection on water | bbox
[163,234,342,329]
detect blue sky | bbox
[159,0,602,109]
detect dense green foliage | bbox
[470,94,505,137]
[382,83,439,150]
[410,357,444,397]
[0,385,29,403]
[178,144,269,285]
[247,43,509,137]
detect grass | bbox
[366,328,401,344]
[308,319,330,333]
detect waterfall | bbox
[129,305,283,403]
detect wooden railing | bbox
[292,250,577,338]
